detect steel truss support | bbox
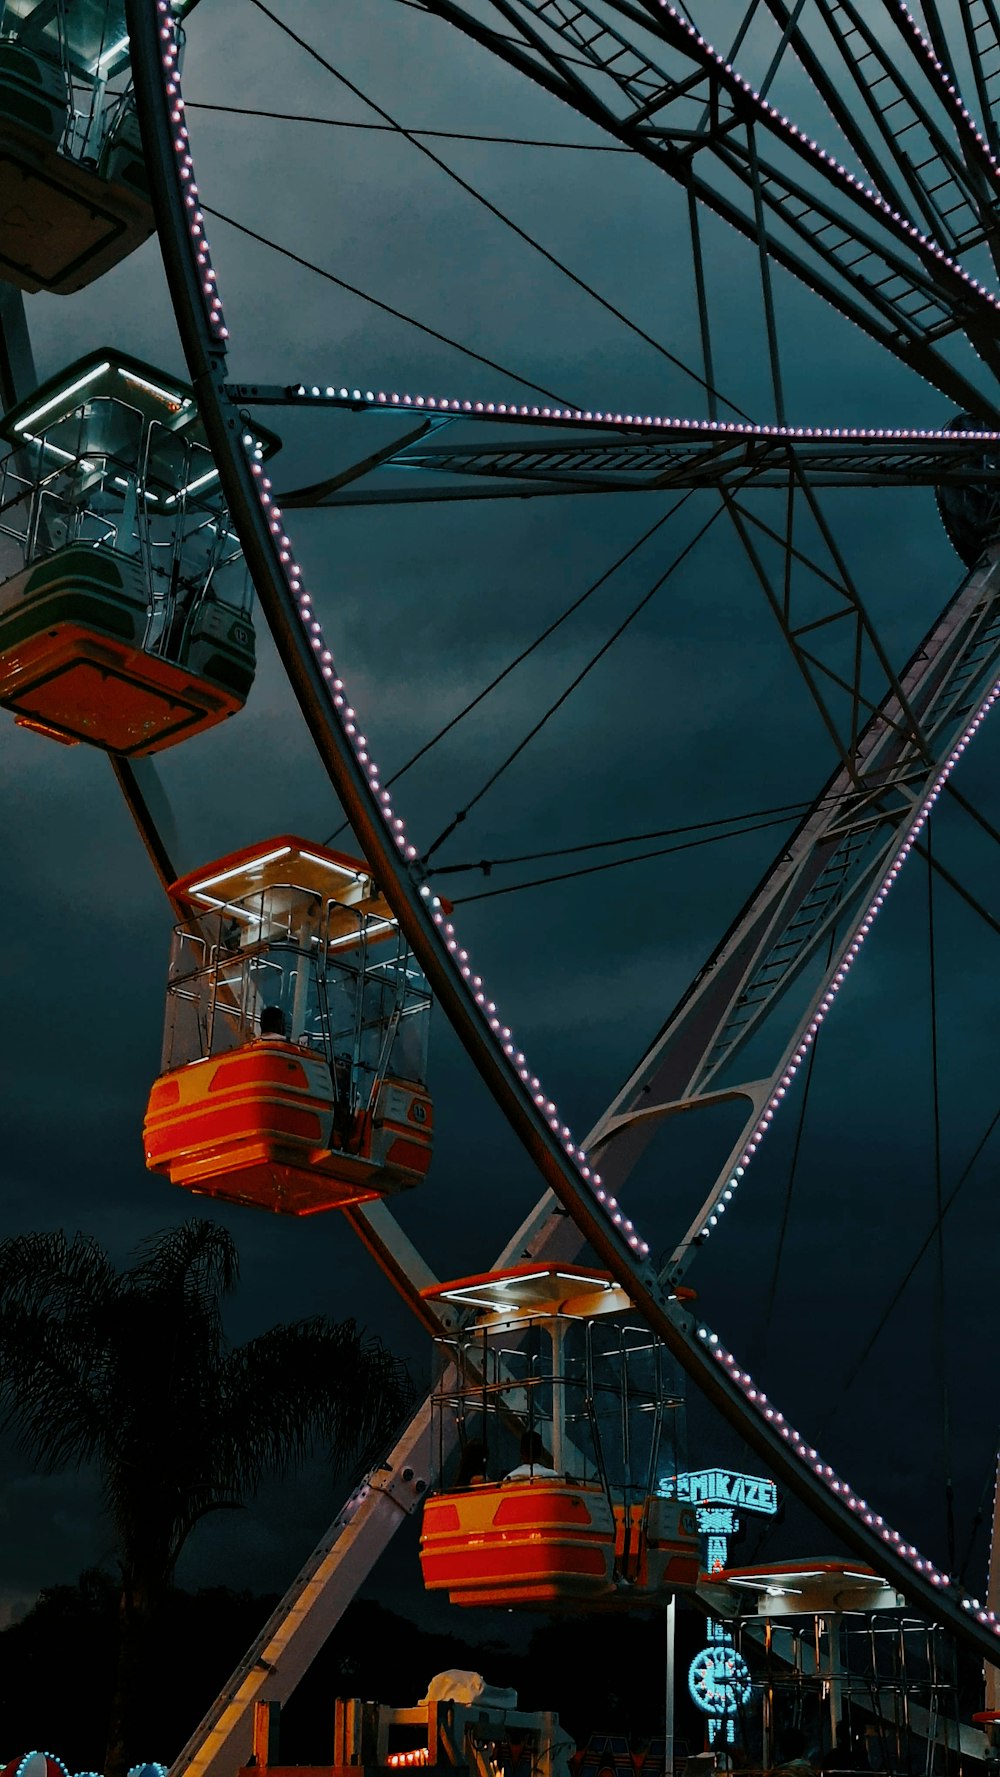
[759,0,1000,269]
[121,7,1000,1777]
[718,476,928,778]
[956,0,1000,161]
[375,0,1000,414]
[590,540,1000,1279]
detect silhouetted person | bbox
[259,1005,287,1038]
[455,1439,487,1486]
[774,1730,814,1777]
[504,1429,560,1479]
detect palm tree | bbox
[0,1220,412,1777]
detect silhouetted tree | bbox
[0,1221,412,1777]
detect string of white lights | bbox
[692,1315,1000,1625]
[892,2,1000,188]
[159,17,226,342]
[687,677,1000,1252]
[282,382,1000,443]
[657,3,1000,311]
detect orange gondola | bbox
[421,1481,617,1607]
[144,837,435,1214]
[418,1265,700,1610]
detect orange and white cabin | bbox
[0,0,199,294]
[418,1265,699,1610]
[144,837,434,1214]
[421,1479,618,1608]
[0,351,276,753]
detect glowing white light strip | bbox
[187,845,292,897]
[22,433,76,464]
[441,1270,616,1310]
[535,1268,613,1289]
[297,849,364,880]
[22,432,97,473]
[155,6,228,343]
[113,474,160,501]
[190,895,255,920]
[727,1576,802,1589]
[443,1271,549,1297]
[164,467,220,504]
[327,915,395,949]
[94,32,130,70]
[118,367,189,408]
[289,384,1000,446]
[15,363,111,434]
[495,1268,610,1290]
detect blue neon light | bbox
[687,1644,752,1716]
[672,1469,778,1514]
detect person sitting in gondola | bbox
[454,1438,487,1487]
[258,1004,287,1039]
[503,1429,560,1480]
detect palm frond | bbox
[0,1230,120,1318]
[216,1317,414,1499]
[0,1303,110,1470]
[0,1220,411,1598]
[130,1220,239,1307]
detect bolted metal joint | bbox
[367,1462,429,1514]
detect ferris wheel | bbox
[4,0,1000,1771]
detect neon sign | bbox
[673,1469,778,1514]
[669,1467,778,1747]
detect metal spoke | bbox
[404,0,1000,409]
[227,385,1000,504]
[762,0,1000,269]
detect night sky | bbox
[2,0,1000,1677]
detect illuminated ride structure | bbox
[12,1,1000,1776]
[0,350,273,752]
[144,836,434,1213]
[419,1265,699,1609]
[694,1562,986,1773]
